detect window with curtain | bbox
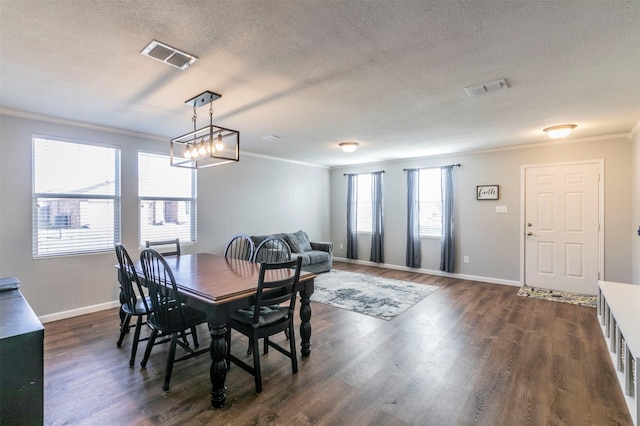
[138,152,196,246]
[356,173,372,232]
[32,136,121,258]
[419,168,443,237]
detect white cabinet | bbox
[597,280,640,426]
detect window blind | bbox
[32,136,121,258]
[138,152,196,246]
[419,168,442,237]
[356,173,372,232]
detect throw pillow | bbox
[287,230,312,253]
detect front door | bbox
[523,161,601,295]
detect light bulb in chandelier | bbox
[198,139,207,155]
[183,144,192,159]
[190,145,199,158]
[215,133,224,151]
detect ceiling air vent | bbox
[141,40,197,70]
[464,78,508,97]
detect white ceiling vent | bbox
[464,78,508,97]
[140,40,198,70]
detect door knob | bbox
[527,232,534,236]
[527,222,533,227]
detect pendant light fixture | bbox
[170,91,240,169]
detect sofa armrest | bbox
[310,241,333,254]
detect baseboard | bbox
[39,300,120,324]
[37,261,519,324]
[332,257,521,287]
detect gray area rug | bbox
[311,270,438,320]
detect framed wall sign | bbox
[477,185,499,200]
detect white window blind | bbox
[356,173,372,233]
[138,152,196,246]
[419,168,442,237]
[32,136,121,258]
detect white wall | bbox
[0,113,330,318]
[1,109,632,318]
[330,136,633,284]
[196,153,330,254]
[632,126,640,284]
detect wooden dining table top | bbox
[143,253,315,305]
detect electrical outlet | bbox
[339,243,344,249]
[463,256,469,263]
[496,205,508,213]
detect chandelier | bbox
[170,91,240,169]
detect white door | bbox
[524,162,600,295]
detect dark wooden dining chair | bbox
[115,243,153,366]
[224,234,255,261]
[139,248,209,391]
[252,236,291,263]
[226,257,303,393]
[145,238,181,256]
[250,236,293,353]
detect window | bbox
[419,168,442,237]
[356,173,372,232]
[138,152,196,246]
[32,136,120,258]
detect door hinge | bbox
[598,272,600,280]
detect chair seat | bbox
[148,305,206,333]
[121,297,152,316]
[231,305,287,327]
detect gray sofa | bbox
[250,230,332,274]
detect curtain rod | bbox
[343,170,385,176]
[403,163,461,171]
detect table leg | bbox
[299,288,312,357]
[208,323,227,408]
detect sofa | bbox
[250,230,332,274]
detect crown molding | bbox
[0,107,168,141]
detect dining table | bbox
[122,253,315,408]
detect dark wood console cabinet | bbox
[0,278,44,425]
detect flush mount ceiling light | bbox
[339,142,359,153]
[170,91,240,169]
[543,124,577,139]
[141,40,198,70]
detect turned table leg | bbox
[209,323,227,408]
[299,284,313,357]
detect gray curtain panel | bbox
[440,166,455,272]
[346,174,358,259]
[370,171,384,263]
[406,169,421,268]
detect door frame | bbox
[519,159,604,287]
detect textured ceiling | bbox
[1,0,639,167]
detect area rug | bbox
[517,285,596,308]
[311,270,438,320]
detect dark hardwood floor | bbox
[43,262,632,425]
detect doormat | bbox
[311,270,438,320]
[517,285,596,308]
